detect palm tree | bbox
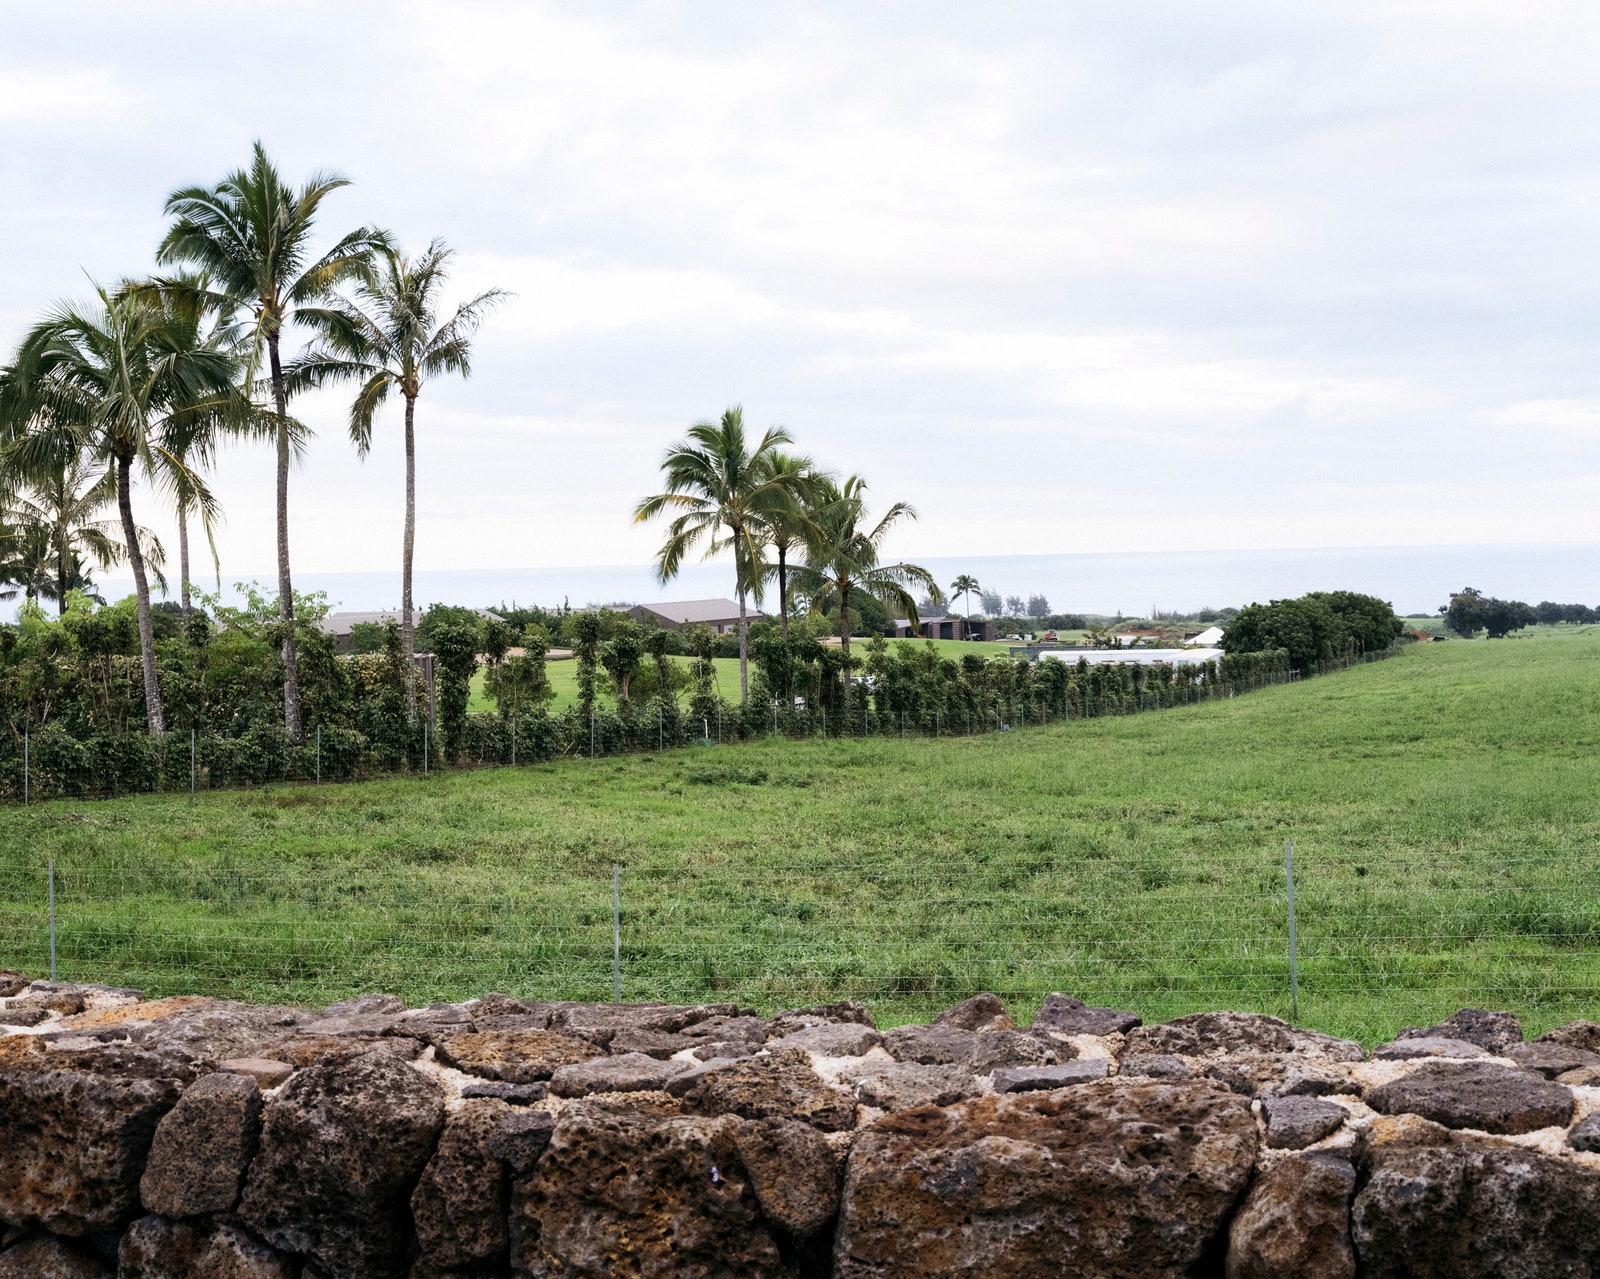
[950,573,981,638]
[1,286,237,734]
[754,449,822,642]
[792,475,942,666]
[633,407,802,704]
[156,141,387,740]
[287,239,507,713]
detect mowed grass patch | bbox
[5,629,1600,1043]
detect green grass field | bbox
[5,627,1600,1042]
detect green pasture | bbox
[5,627,1600,1043]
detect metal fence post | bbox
[48,857,56,981]
[190,728,196,794]
[1285,841,1300,1022]
[315,725,321,784]
[658,706,663,752]
[23,726,28,805]
[612,864,621,1004]
[717,706,722,744]
[512,716,517,767]
[423,723,429,775]
[591,709,596,758]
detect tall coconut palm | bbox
[792,475,941,666]
[754,449,822,642]
[633,407,802,704]
[2,286,237,734]
[950,573,981,637]
[156,141,387,740]
[287,239,507,714]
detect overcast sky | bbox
[3,1,1598,585]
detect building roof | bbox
[632,598,755,624]
[1185,625,1225,646]
[320,607,503,635]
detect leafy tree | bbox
[1444,587,1535,639]
[633,406,805,704]
[791,475,941,669]
[1223,589,1400,669]
[950,574,982,636]
[1311,590,1404,652]
[157,141,386,740]
[1005,594,1024,616]
[600,618,646,710]
[570,610,602,719]
[979,589,1002,616]
[289,240,506,715]
[1027,593,1050,619]
[686,623,721,731]
[430,621,480,761]
[754,448,821,644]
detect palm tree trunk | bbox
[737,579,749,705]
[178,500,191,615]
[116,452,164,736]
[777,545,789,641]
[838,581,851,726]
[56,522,68,618]
[402,392,418,719]
[268,331,303,740]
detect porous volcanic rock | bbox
[1261,1095,1347,1150]
[1119,1053,1193,1080]
[765,1000,875,1039]
[681,1048,858,1132]
[1030,991,1141,1036]
[769,1021,884,1058]
[1371,1036,1490,1061]
[733,1116,844,1237]
[264,1034,421,1068]
[846,1061,980,1112]
[218,1058,293,1089]
[63,998,307,1068]
[410,1097,513,1274]
[510,1104,789,1278]
[1503,1039,1600,1078]
[237,1049,445,1279]
[965,1029,1061,1074]
[1397,1008,1522,1053]
[990,1059,1111,1093]
[833,1080,1258,1278]
[880,1023,976,1066]
[118,1215,292,1279]
[1352,1115,1600,1276]
[139,1070,261,1217]
[1124,1011,1364,1062]
[321,993,406,1016]
[930,992,1014,1032]
[1226,1151,1356,1279]
[0,1042,186,1235]
[548,1051,692,1098]
[1536,1019,1600,1052]
[461,1079,547,1104]
[487,1108,556,1175]
[1567,1112,1600,1153]
[1364,1061,1574,1135]
[435,1028,600,1083]
[547,1001,747,1048]
[0,969,29,998]
[0,1233,111,1279]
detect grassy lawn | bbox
[5,628,1600,1042]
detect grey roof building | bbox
[320,608,504,654]
[628,598,761,634]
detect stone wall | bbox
[3,969,1600,1277]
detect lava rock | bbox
[69,998,307,1068]
[990,1059,1111,1093]
[0,970,29,999]
[966,1029,1061,1073]
[1504,1040,1600,1078]
[0,1233,111,1278]
[461,1079,547,1104]
[435,1028,601,1083]
[1030,992,1141,1036]
[681,1048,858,1132]
[237,1048,445,1279]
[765,1001,875,1038]
[487,1108,556,1175]
[218,1058,294,1089]
[1125,1011,1364,1062]
[769,1021,884,1058]
[411,1097,513,1273]
[834,1080,1258,1278]
[1370,1037,1489,1061]
[510,1104,789,1277]
[881,1023,977,1065]
[139,1070,261,1217]
[1352,1115,1600,1275]
[1365,1061,1574,1135]
[264,1034,421,1068]
[1119,1053,1193,1080]
[320,993,406,1017]
[1568,1112,1600,1153]
[548,1051,692,1098]
[0,1043,186,1235]
[1535,1019,1600,1053]
[118,1215,291,1278]
[547,1001,746,1048]
[847,1061,980,1111]
[1226,1151,1356,1279]
[1397,1008,1522,1054]
[931,992,1014,1032]
[733,1116,843,1237]
[1262,1095,1347,1149]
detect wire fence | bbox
[0,648,1394,804]
[3,838,1596,1042]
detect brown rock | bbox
[66,999,307,1068]
[680,1014,771,1042]
[0,970,29,999]
[218,1058,294,1089]
[1226,1152,1356,1279]
[411,1098,512,1273]
[487,1108,555,1174]
[461,1079,547,1104]
[769,1021,883,1058]
[118,1215,292,1278]
[1031,992,1141,1036]
[1505,1039,1600,1078]
[967,1029,1061,1074]
[1262,1095,1347,1149]
[267,1034,421,1068]
[0,1234,110,1278]
[1119,1053,1193,1079]
[1365,1061,1574,1135]
[881,1023,976,1065]
[682,1048,858,1132]
[294,1011,402,1038]
[931,992,1014,1032]
[1397,1008,1522,1053]
[990,1059,1111,1092]
[0,1044,185,1235]
[765,1001,874,1038]
[1352,1114,1600,1275]
[1535,1019,1600,1052]
[320,993,406,1016]
[847,1061,980,1111]
[834,1080,1258,1278]
[547,1001,745,1047]
[1125,1011,1363,1062]
[237,1049,445,1279]
[1558,1064,1600,1086]
[606,1026,701,1058]
[1371,1036,1489,1061]
[436,1028,600,1083]
[1569,1112,1600,1152]
[510,1104,788,1277]
[734,1116,843,1237]
[548,1051,692,1097]
[139,1070,261,1217]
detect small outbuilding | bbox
[893,616,995,641]
[628,598,759,634]
[320,608,504,654]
